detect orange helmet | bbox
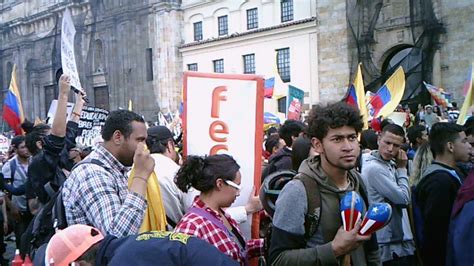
[45,224,104,266]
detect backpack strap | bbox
[9,158,17,181]
[71,158,106,171]
[52,159,107,229]
[294,173,321,241]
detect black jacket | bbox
[262,147,292,179]
[26,121,78,204]
[415,162,462,266]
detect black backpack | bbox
[259,171,321,264]
[21,159,104,258]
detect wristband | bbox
[72,111,81,117]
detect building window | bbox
[218,15,228,36]
[94,86,110,110]
[281,0,294,22]
[213,59,224,73]
[277,96,287,113]
[187,63,198,71]
[145,48,153,81]
[193,21,203,41]
[277,48,290,82]
[243,54,255,74]
[247,8,258,30]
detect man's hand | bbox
[396,149,408,169]
[331,221,371,257]
[245,187,263,215]
[133,142,155,180]
[58,74,71,96]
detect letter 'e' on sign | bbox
[183,72,264,238]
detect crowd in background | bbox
[0,75,471,265]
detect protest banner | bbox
[61,8,83,92]
[47,100,108,147]
[287,85,304,120]
[183,72,264,239]
[0,134,10,154]
[75,106,109,147]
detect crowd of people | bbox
[0,74,471,266]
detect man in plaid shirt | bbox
[62,110,155,237]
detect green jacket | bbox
[269,156,381,265]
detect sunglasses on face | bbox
[224,180,241,191]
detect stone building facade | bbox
[0,0,182,121]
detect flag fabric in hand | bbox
[128,155,168,232]
[458,63,474,125]
[359,203,392,236]
[3,64,25,135]
[424,81,452,108]
[345,63,368,129]
[367,66,405,119]
[340,191,364,231]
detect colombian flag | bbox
[3,65,25,135]
[367,66,405,119]
[345,63,368,129]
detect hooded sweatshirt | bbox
[269,156,380,266]
[361,151,415,262]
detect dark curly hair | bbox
[102,110,145,141]
[278,120,306,147]
[175,154,240,193]
[307,102,363,140]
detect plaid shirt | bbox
[174,197,263,264]
[62,145,147,237]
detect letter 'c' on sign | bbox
[209,120,229,142]
[210,145,228,155]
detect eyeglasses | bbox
[225,180,242,191]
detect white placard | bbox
[386,112,407,127]
[61,8,83,92]
[183,72,264,239]
[0,135,10,154]
[46,100,75,125]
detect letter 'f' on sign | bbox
[211,86,227,118]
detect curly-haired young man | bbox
[269,102,380,266]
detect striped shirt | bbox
[62,145,147,237]
[174,197,263,264]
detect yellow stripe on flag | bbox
[457,63,474,125]
[354,63,369,129]
[10,65,25,123]
[377,66,405,119]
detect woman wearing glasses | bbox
[174,154,263,265]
